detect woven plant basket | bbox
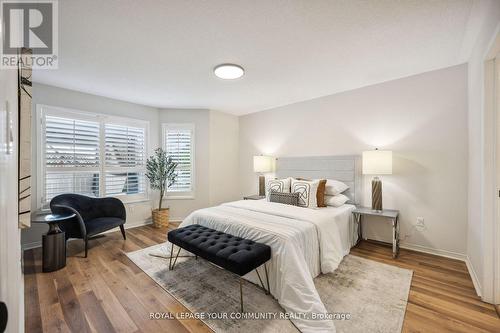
[152,208,169,228]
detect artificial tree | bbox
[146,148,177,226]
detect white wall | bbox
[466,0,500,301]
[22,83,160,248]
[239,64,468,257]
[209,110,240,206]
[0,67,23,332]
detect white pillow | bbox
[266,177,291,200]
[291,179,319,208]
[324,194,349,207]
[324,179,349,196]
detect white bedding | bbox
[178,200,356,333]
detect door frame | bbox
[495,49,500,305]
[487,31,500,304]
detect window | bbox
[162,123,195,197]
[104,123,146,197]
[38,105,149,207]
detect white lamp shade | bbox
[253,155,273,173]
[362,150,393,175]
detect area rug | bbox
[127,243,412,333]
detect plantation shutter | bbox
[163,124,194,193]
[39,106,149,208]
[43,115,100,205]
[104,124,146,196]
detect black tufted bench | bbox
[167,224,271,312]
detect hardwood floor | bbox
[351,241,500,333]
[24,224,500,333]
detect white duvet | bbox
[178,200,356,333]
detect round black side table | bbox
[32,213,76,272]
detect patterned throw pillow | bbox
[266,177,291,199]
[269,191,300,206]
[291,179,320,208]
[296,178,327,207]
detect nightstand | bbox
[243,195,265,200]
[352,207,400,258]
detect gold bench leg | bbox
[169,245,181,270]
[255,265,270,295]
[168,244,174,270]
[264,263,270,295]
[240,278,244,312]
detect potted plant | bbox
[146,148,178,228]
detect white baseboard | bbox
[399,242,467,261]
[400,243,482,297]
[363,236,481,297]
[365,235,467,261]
[465,256,483,297]
[21,219,153,251]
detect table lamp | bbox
[253,155,273,196]
[362,149,392,211]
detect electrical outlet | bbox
[415,217,426,231]
[416,217,425,226]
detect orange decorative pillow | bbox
[316,179,327,207]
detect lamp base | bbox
[371,176,383,211]
[259,175,266,196]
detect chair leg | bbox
[84,237,88,258]
[119,225,126,240]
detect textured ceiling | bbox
[33,0,480,115]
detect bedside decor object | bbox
[253,155,274,196]
[146,148,178,228]
[352,207,400,258]
[31,212,76,271]
[362,149,392,211]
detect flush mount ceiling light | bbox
[213,64,244,80]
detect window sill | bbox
[164,195,195,200]
[120,198,151,205]
[37,196,151,211]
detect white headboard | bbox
[276,155,362,204]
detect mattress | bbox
[177,199,356,333]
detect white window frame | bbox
[36,104,150,208]
[161,123,196,199]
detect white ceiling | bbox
[33,0,481,115]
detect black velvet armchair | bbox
[50,194,127,257]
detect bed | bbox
[176,156,361,333]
